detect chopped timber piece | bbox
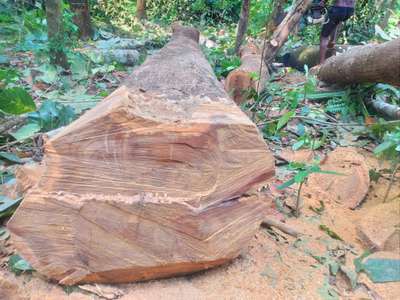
[357,201,400,252]
[225,42,268,104]
[7,25,274,285]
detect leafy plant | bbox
[277,161,342,217]
[0,87,36,115]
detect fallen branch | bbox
[366,97,400,120]
[0,116,27,135]
[261,217,301,237]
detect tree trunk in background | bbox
[318,39,400,86]
[264,0,288,39]
[8,25,274,286]
[70,0,93,40]
[136,0,146,20]
[263,0,312,65]
[234,0,251,55]
[379,0,396,29]
[45,0,69,68]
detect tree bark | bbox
[45,0,69,68]
[69,0,93,40]
[264,0,288,39]
[136,0,146,20]
[234,0,251,55]
[225,42,269,104]
[263,0,313,65]
[318,39,400,86]
[379,0,396,29]
[8,25,275,286]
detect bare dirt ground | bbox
[1,148,399,300]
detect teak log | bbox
[318,39,400,86]
[8,25,274,285]
[225,43,268,105]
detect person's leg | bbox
[319,34,330,64]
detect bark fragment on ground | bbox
[7,25,274,285]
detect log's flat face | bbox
[8,26,274,285]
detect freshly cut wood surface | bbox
[8,25,274,285]
[318,39,400,86]
[225,42,268,104]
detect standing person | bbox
[319,0,356,64]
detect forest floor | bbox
[1,29,399,299]
[1,146,399,300]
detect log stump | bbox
[225,43,268,105]
[7,25,274,285]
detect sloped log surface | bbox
[8,25,274,285]
[225,43,268,104]
[318,39,400,86]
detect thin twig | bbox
[383,163,399,203]
[261,218,301,237]
[295,181,304,217]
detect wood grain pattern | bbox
[8,25,274,285]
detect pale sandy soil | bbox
[1,151,399,300]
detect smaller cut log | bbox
[357,201,400,252]
[318,39,400,86]
[225,43,268,105]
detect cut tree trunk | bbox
[234,0,251,55]
[263,0,312,65]
[8,25,275,285]
[136,0,146,20]
[318,39,400,86]
[225,42,268,104]
[69,0,93,40]
[45,0,68,68]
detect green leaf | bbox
[294,170,309,183]
[292,139,305,150]
[35,64,58,84]
[10,123,41,140]
[0,87,36,115]
[319,224,343,241]
[0,195,22,218]
[363,258,400,283]
[277,177,296,190]
[0,151,22,164]
[8,254,34,275]
[276,110,295,131]
[27,100,75,131]
[374,141,394,155]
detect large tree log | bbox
[225,43,268,104]
[263,0,312,65]
[318,39,400,86]
[7,25,274,285]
